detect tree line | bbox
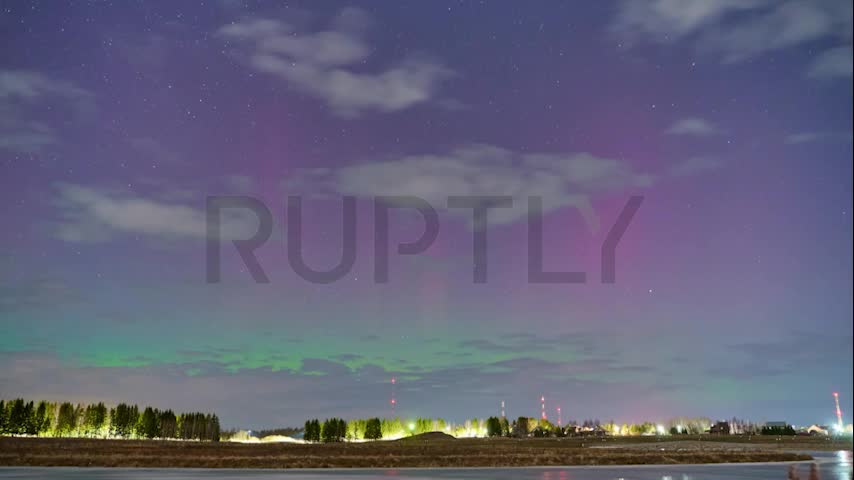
[298,415,798,441]
[303,418,348,442]
[761,424,797,436]
[305,416,490,441]
[0,398,220,441]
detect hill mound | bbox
[397,431,456,442]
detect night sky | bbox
[1,1,852,429]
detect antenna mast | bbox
[833,392,843,430]
[390,377,397,417]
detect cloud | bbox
[665,117,720,136]
[0,117,55,153]
[300,358,352,376]
[0,70,93,153]
[54,184,260,243]
[285,144,653,231]
[785,131,854,144]
[613,0,761,40]
[613,0,853,67]
[219,9,451,116]
[697,2,847,63]
[669,157,723,176]
[808,45,853,78]
[0,70,91,100]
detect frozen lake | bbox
[0,451,850,479]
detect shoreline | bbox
[0,457,836,471]
[2,436,841,469]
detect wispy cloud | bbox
[0,115,55,153]
[613,0,852,72]
[0,70,93,153]
[613,0,760,41]
[785,131,854,145]
[0,70,91,100]
[285,144,653,231]
[807,45,853,79]
[665,117,720,136]
[219,8,452,116]
[54,184,260,243]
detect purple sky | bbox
[1,1,852,429]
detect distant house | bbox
[806,425,829,436]
[575,425,606,436]
[709,421,730,435]
[762,422,796,436]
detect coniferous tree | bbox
[210,414,221,442]
[139,407,159,439]
[159,410,178,439]
[178,413,191,440]
[22,401,37,435]
[339,418,346,441]
[72,404,86,436]
[304,419,314,442]
[512,417,529,437]
[305,419,321,442]
[200,413,210,440]
[110,404,139,438]
[55,402,76,437]
[321,418,334,443]
[111,403,135,438]
[304,419,312,442]
[319,418,346,443]
[34,401,53,435]
[500,417,510,437]
[364,418,382,440]
[486,416,502,437]
[83,402,107,437]
[6,399,25,435]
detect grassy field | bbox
[2,435,849,468]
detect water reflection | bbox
[831,450,852,480]
[520,454,853,480]
[538,470,569,480]
[0,453,851,480]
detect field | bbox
[2,435,850,468]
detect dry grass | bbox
[0,436,829,468]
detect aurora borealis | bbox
[1,1,852,429]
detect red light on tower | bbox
[390,377,397,417]
[833,392,843,430]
